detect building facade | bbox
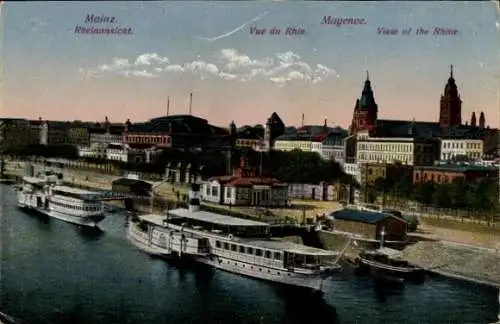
[123,115,229,151]
[413,164,498,185]
[201,159,288,207]
[356,135,440,166]
[0,118,37,152]
[320,130,347,163]
[359,162,414,186]
[40,121,70,145]
[440,138,483,161]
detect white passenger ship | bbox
[16,173,105,227]
[127,184,348,292]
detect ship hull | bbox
[18,203,104,227]
[127,224,339,292]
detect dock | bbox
[401,241,500,288]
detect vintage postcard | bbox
[0,1,499,324]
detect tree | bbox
[413,181,435,205]
[449,177,468,209]
[433,183,452,208]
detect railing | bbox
[382,200,500,227]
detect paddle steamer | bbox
[127,184,349,292]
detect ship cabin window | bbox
[274,252,282,260]
[247,247,254,254]
[215,241,221,248]
[230,244,237,252]
[223,242,229,250]
[255,249,263,257]
[265,251,272,259]
[238,246,245,253]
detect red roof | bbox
[208,175,285,187]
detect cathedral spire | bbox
[470,112,477,127]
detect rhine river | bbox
[0,185,498,324]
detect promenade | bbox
[4,159,499,289]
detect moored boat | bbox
[16,173,105,227]
[127,184,350,293]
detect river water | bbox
[0,185,498,324]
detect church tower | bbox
[470,112,477,127]
[439,65,462,128]
[349,71,378,135]
[479,111,486,129]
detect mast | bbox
[188,92,193,115]
[167,96,170,116]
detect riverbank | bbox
[4,160,500,290]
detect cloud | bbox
[81,49,339,85]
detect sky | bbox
[1,1,499,129]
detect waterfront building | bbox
[111,178,152,197]
[39,120,71,145]
[67,121,92,146]
[0,118,37,151]
[274,122,343,157]
[105,143,144,164]
[123,115,229,151]
[78,144,106,160]
[343,161,361,185]
[234,125,263,149]
[359,162,413,186]
[412,164,498,185]
[356,130,441,166]
[202,158,288,207]
[89,117,125,146]
[329,208,408,242]
[320,129,348,163]
[440,137,484,161]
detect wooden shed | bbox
[111,178,152,197]
[329,208,408,242]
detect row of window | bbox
[215,241,282,261]
[414,172,458,183]
[358,143,413,153]
[51,200,101,211]
[442,142,482,150]
[358,153,413,165]
[441,152,482,160]
[124,135,171,145]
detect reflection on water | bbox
[274,286,340,324]
[373,279,405,302]
[75,225,104,240]
[1,185,498,324]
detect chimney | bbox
[167,97,170,116]
[188,183,201,212]
[479,111,485,129]
[470,112,476,127]
[301,114,305,128]
[324,119,327,127]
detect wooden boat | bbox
[355,247,425,283]
[353,226,425,283]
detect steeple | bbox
[349,71,378,135]
[479,111,485,129]
[439,66,462,128]
[359,71,376,110]
[470,112,477,127]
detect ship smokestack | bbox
[188,183,200,212]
